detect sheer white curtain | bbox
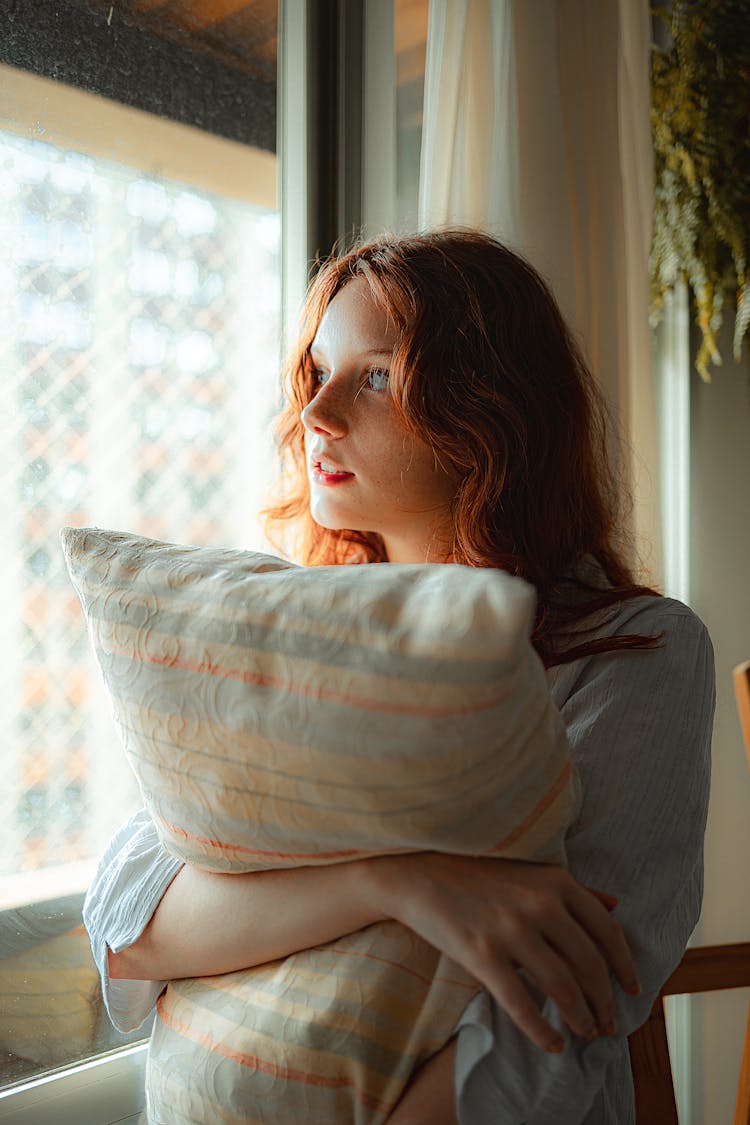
[419,0,662,582]
[419,7,696,1115]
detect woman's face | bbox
[301,278,458,563]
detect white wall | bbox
[688,319,750,1122]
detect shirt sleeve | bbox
[454,597,715,1124]
[83,807,184,1032]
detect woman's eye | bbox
[367,367,389,391]
[312,368,330,387]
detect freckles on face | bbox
[301,278,458,562]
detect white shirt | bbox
[83,595,714,1125]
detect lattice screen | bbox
[0,130,281,893]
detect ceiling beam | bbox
[179,0,269,31]
[0,0,276,151]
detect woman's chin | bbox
[309,503,355,533]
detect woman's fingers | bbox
[462,892,620,1041]
[531,908,618,1034]
[371,854,639,1051]
[589,888,619,911]
[529,882,640,1035]
[504,932,603,1042]
[572,885,641,996]
[472,916,616,1045]
[480,958,566,1054]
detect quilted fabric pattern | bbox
[61,527,578,1124]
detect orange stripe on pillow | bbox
[96,639,500,718]
[485,759,575,854]
[322,945,478,992]
[156,814,370,862]
[156,995,395,1113]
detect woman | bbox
[84,230,714,1123]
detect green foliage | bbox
[650,0,750,379]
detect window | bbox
[394,0,428,228]
[0,0,279,1093]
[0,0,429,1110]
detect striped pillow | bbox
[61,527,578,1124]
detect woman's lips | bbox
[311,459,355,486]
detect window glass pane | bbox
[394,0,427,228]
[1,6,278,1088]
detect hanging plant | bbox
[650,0,750,380]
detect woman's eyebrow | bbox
[309,346,393,361]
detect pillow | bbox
[62,527,578,1124]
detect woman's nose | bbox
[301,378,349,437]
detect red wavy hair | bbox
[264,229,660,667]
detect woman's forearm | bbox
[108,859,387,981]
[109,849,638,1059]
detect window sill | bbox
[0,1043,147,1125]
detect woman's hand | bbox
[365,853,640,1054]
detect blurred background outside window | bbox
[0,0,280,1087]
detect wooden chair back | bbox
[734,660,750,769]
[629,942,750,1123]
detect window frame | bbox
[0,62,276,210]
[0,1044,147,1123]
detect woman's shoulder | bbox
[560,554,712,644]
[548,591,715,720]
[600,592,711,642]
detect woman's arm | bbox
[91,808,630,1043]
[110,844,636,1055]
[108,858,388,980]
